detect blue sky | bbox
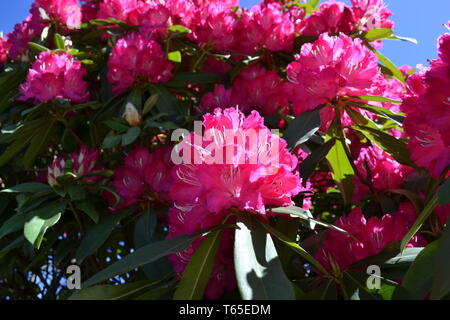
[1,0,449,67]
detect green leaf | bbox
[353,126,414,167]
[168,25,192,34]
[326,136,354,204]
[364,28,393,41]
[431,217,450,299]
[69,280,161,300]
[82,233,199,288]
[438,178,450,206]
[268,206,352,237]
[28,42,49,53]
[351,102,405,124]
[23,202,66,248]
[173,230,223,300]
[165,72,221,88]
[153,85,179,115]
[102,134,122,148]
[299,139,335,182]
[54,33,65,50]
[400,194,438,251]
[1,182,52,194]
[350,95,402,104]
[374,50,405,83]
[76,206,135,264]
[234,215,295,300]
[23,119,55,168]
[76,200,100,224]
[121,126,141,146]
[142,94,159,115]
[284,109,321,149]
[256,218,329,276]
[68,184,86,201]
[133,208,173,281]
[0,133,34,167]
[387,35,418,44]
[403,241,439,299]
[167,51,182,63]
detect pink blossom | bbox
[0,36,9,64]
[436,204,450,227]
[110,145,174,207]
[31,0,82,28]
[300,1,356,37]
[170,107,301,215]
[401,35,450,177]
[285,33,379,114]
[351,0,394,31]
[47,145,103,187]
[19,51,90,103]
[234,3,295,54]
[107,32,173,94]
[315,205,426,274]
[353,145,411,202]
[6,16,44,60]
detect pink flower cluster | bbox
[284,33,380,114]
[110,145,173,208]
[31,0,82,28]
[353,145,412,202]
[401,34,450,178]
[19,51,90,103]
[0,36,9,64]
[315,203,426,273]
[300,0,393,37]
[6,15,44,60]
[167,108,302,298]
[107,31,173,94]
[201,64,288,115]
[48,145,103,187]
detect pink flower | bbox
[315,205,426,274]
[19,51,89,103]
[170,108,302,214]
[47,145,103,187]
[6,16,44,60]
[31,0,82,28]
[285,33,379,114]
[300,1,356,36]
[0,36,9,64]
[351,0,394,31]
[436,204,450,227]
[234,3,295,54]
[97,0,170,28]
[201,65,288,115]
[401,34,450,177]
[110,145,174,207]
[353,145,412,202]
[107,32,173,94]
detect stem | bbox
[61,119,83,146]
[68,200,84,233]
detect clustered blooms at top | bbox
[2,0,449,300]
[401,33,450,178]
[19,51,90,103]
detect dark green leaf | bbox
[299,139,335,183]
[76,200,100,223]
[234,215,295,300]
[438,178,450,206]
[70,280,161,300]
[165,72,221,88]
[1,182,52,194]
[121,126,141,146]
[173,230,223,300]
[431,217,450,299]
[76,206,135,263]
[284,109,321,149]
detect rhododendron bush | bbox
[0,0,449,301]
